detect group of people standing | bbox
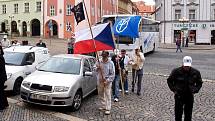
[95,47,145,115]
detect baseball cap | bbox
[183,56,192,67]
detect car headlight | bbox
[22,81,31,89]
[54,86,69,92]
[7,73,12,79]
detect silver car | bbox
[20,54,97,111]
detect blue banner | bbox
[113,16,141,38]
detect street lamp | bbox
[179,17,189,47]
[9,15,14,39]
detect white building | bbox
[0,0,44,37]
[155,0,215,45]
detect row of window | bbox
[175,9,215,20]
[1,2,41,14]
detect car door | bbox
[88,58,97,91]
[82,59,92,96]
[23,52,36,76]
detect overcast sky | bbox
[131,0,155,5]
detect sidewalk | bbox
[159,43,215,50]
[0,98,86,121]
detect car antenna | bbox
[29,46,34,50]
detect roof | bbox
[4,46,48,53]
[52,54,95,60]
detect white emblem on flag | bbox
[116,17,131,33]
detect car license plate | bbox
[30,94,48,101]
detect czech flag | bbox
[74,23,115,54]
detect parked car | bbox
[20,54,97,111]
[3,46,50,94]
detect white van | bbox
[3,46,50,94]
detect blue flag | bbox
[113,16,141,38]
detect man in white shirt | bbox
[130,48,145,96]
[1,35,11,48]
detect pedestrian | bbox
[12,40,20,46]
[167,56,203,121]
[96,51,115,115]
[185,37,189,47]
[130,47,145,96]
[1,35,11,48]
[67,38,75,54]
[111,49,120,102]
[119,49,130,94]
[0,45,9,112]
[176,37,182,53]
[36,39,46,48]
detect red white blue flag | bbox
[74,23,115,54]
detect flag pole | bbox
[82,0,104,80]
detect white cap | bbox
[3,35,7,38]
[183,56,192,67]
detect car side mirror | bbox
[84,71,93,76]
[25,61,33,65]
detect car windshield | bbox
[38,57,81,74]
[3,52,25,66]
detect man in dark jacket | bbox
[36,39,46,48]
[167,56,203,121]
[0,45,9,111]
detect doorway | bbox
[1,22,6,32]
[31,19,40,36]
[22,21,27,36]
[211,30,215,45]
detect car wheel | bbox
[13,78,23,95]
[152,43,155,52]
[71,91,82,111]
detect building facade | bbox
[44,0,75,39]
[155,0,215,44]
[0,0,43,37]
[135,1,155,18]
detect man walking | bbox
[130,48,145,96]
[176,37,182,53]
[167,56,203,121]
[0,45,9,112]
[96,51,115,115]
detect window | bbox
[66,4,72,15]
[36,2,41,12]
[91,4,95,16]
[175,9,181,20]
[66,22,72,31]
[50,5,55,16]
[14,4,18,13]
[189,9,196,20]
[2,5,6,14]
[24,3,29,13]
[214,9,215,20]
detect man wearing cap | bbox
[130,48,145,96]
[167,56,203,121]
[1,35,11,48]
[96,51,115,115]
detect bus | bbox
[101,14,160,55]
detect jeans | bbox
[112,75,120,99]
[132,69,143,94]
[176,45,182,52]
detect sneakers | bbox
[119,89,122,92]
[125,90,129,95]
[98,107,105,111]
[114,98,119,102]
[105,110,110,115]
